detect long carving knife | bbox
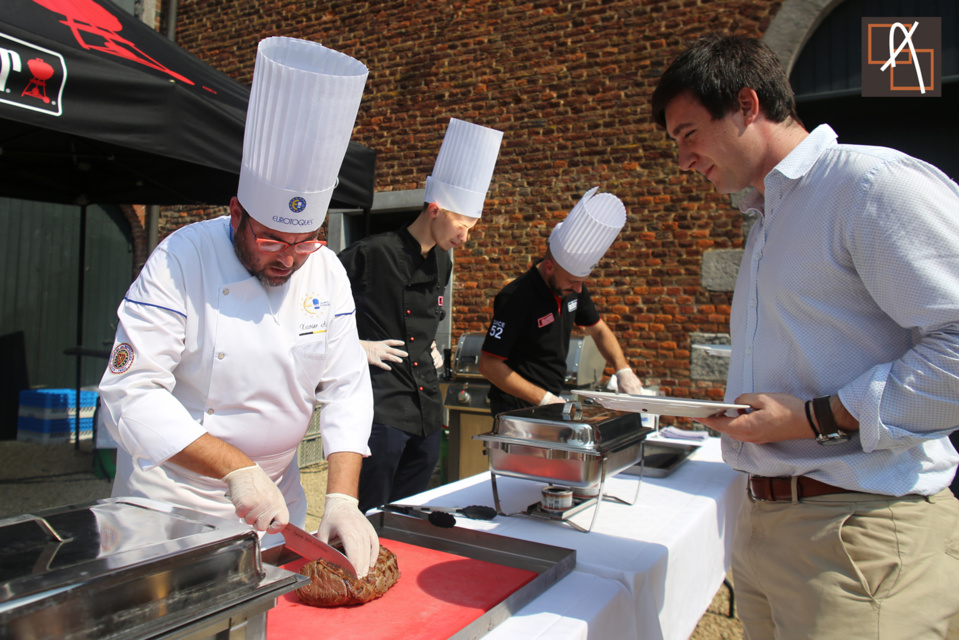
[279,523,357,579]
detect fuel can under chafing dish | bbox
[475,401,652,488]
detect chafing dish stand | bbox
[476,401,652,533]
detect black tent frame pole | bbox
[75,204,86,450]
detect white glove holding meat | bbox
[614,368,644,395]
[316,493,380,579]
[222,464,289,534]
[361,339,408,371]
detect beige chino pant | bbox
[732,486,959,640]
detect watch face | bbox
[817,432,850,445]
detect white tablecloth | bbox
[402,437,746,640]
[484,570,638,639]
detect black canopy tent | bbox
[0,0,376,444]
[0,0,376,208]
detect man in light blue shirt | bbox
[652,34,959,639]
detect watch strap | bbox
[803,400,820,437]
[812,395,848,442]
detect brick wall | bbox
[123,205,149,270]
[161,0,784,402]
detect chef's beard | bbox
[233,224,292,287]
[544,272,574,298]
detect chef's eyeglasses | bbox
[248,224,324,255]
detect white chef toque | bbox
[549,187,626,277]
[424,118,504,219]
[237,37,368,233]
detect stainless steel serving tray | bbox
[263,510,576,640]
[623,441,699,478]
[0,498,305,640]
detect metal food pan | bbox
[622,441,699,478]
[0,498,306,640]
[489,402,647,452]
[480,438,645,488]
[263,511,575,640]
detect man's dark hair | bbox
[651,34,801,129]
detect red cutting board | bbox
[267,537,538,639]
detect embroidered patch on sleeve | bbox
[109,343,135,374]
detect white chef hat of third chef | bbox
[424,118,504,218]
[549,187,627,277]
[237,37,368,233]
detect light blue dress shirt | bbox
[723,125,959,496]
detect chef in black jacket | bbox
[339,118,503,512]
[479,188,644,416]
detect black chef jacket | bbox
[338,226,451,436]
[481,261,600,413]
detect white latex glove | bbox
[430,341,443,369]
[361,339,408,371]
[316,493,379,579]
[222,464,289,534]
[614,368,644,395]
[539,391,565,406]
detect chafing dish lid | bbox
[480,401,650,453]
[0,497,260,605]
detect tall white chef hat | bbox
[549,187,626,277]
[237,37,368,233]
[424,118,504,218]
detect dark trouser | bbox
[357,422,442,513]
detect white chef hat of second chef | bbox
[549,187,627,277]
[424,118,504,218]
[237,37,368,233]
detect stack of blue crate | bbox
[17,389,98,443]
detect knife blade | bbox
[279,523,357,579]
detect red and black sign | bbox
[1,32,67,116]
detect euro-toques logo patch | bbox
[862,17,941,97]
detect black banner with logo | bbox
[0,0,374,208]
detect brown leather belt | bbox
[748,475,854,501]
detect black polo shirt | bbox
[338,225,451,436]
[482,261,600,412]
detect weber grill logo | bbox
[862,17,941,97]
[0,32,66,116]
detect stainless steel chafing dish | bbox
[443,332,611,482]
[0,497,307,640]
[475,401,652,532]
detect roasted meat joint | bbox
[296,545,401,607]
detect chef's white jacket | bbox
[99,216,373,540]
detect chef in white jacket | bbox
[99,37,379,577]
